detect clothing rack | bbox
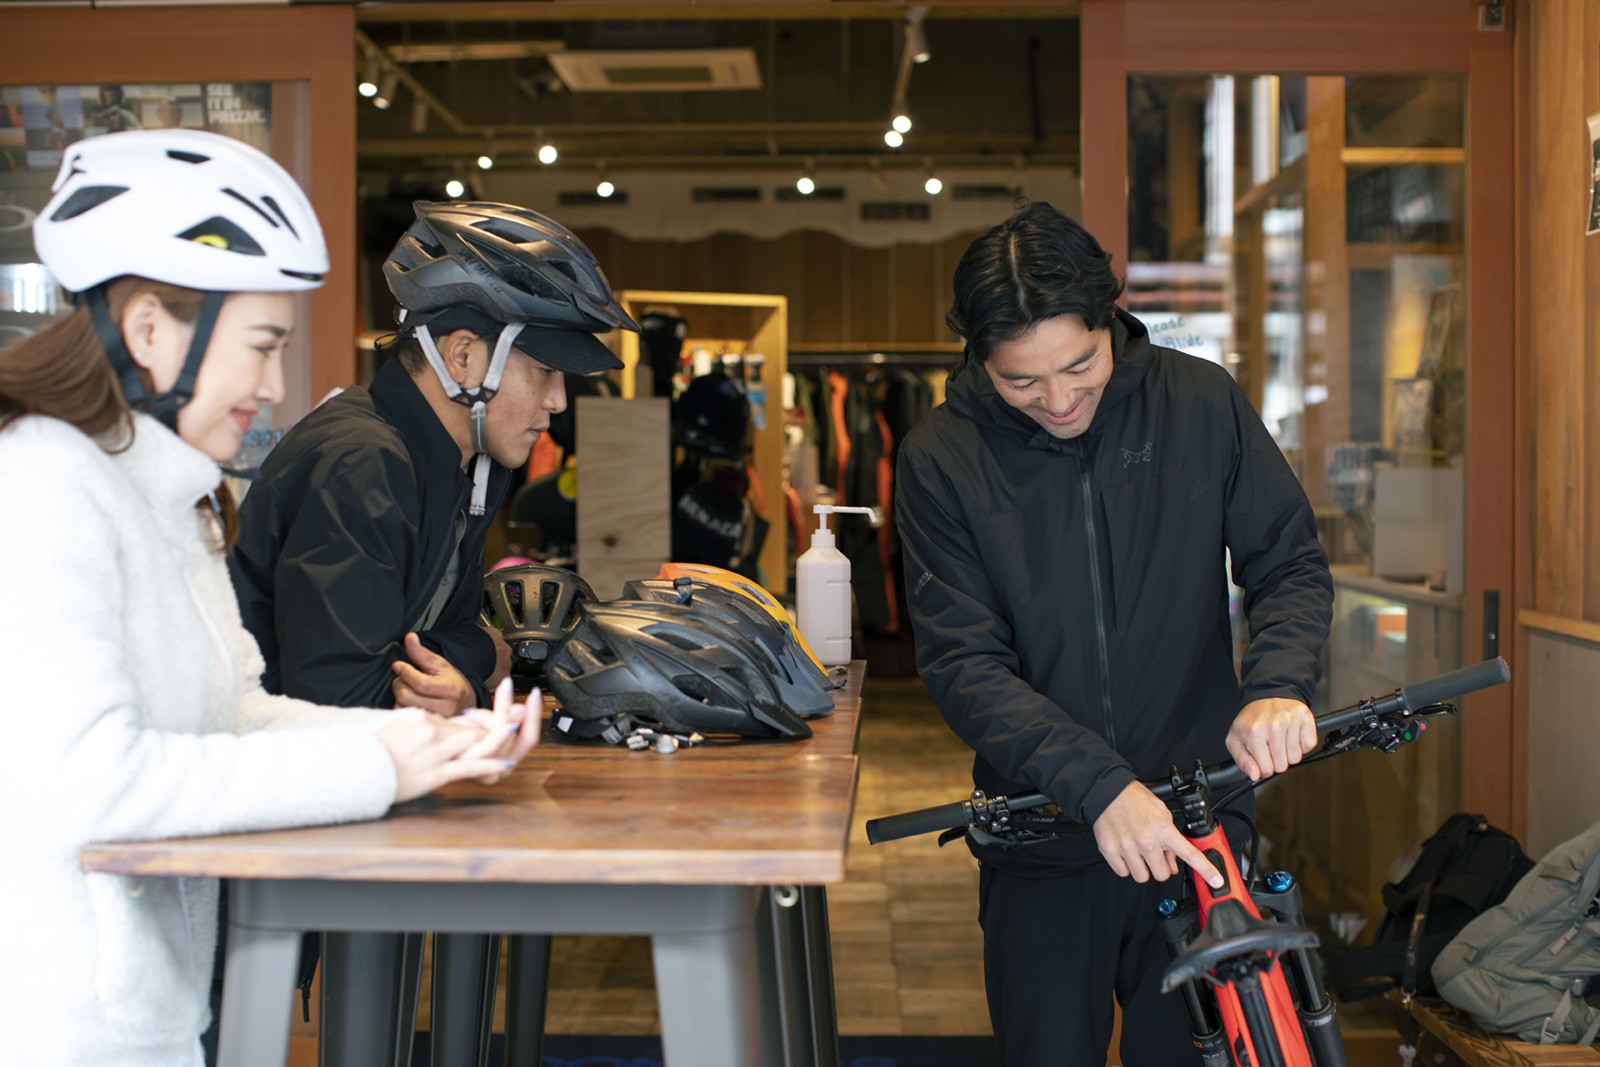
[786,349,962,368]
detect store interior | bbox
[5,1,1600,1064]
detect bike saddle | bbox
[1161,900,1320,992]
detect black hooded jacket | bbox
[230,356,512,709]
[895,311,1333,873]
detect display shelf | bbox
[613,289,788,593]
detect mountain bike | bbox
[865,657,1512,1067]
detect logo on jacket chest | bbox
[1119,441,1154,468]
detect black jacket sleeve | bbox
[1221,381,1334,706]
[896,443,1138,826]
[267,448,492,709]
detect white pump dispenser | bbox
[796,504,880,667]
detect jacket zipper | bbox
[1077,449,1117,750]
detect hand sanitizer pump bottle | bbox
[796,505,878,668]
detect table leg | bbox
[504,934,552,1067]
[799,886,841,1067]
[431,933,500,1067]
[320,931,423,1067]
[217,913,300,1067]
[652,890,764,1067]
[759,887,813,1067]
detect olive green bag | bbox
[1433,820,1600,1045]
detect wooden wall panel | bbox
[1587,0,1600,626]
[580,228,980,348]
[1524,629,1600,854]
[1525,0,1592,621]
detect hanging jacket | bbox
[231,356,512,709]
[895,311,1332,874]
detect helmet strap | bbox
[416,321,521,517]
[88,286,226,435]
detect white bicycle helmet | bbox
[32,129,326,434]
[35,128,327,295]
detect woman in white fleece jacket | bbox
[0,130,539,1066]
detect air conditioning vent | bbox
[548,48,761,93]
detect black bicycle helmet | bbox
[672,369,751,458]
[620,579,834,717]
[383,200,638,334]
[482,563,595,673]
[547,601,812,742]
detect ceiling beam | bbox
[352,2,1077,24]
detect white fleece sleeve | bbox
[0,429,396,849]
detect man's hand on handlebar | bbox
[1226,698,1317,782]
[1093,781,1225,890]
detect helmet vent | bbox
[536,581,559,625]
[49,185,128,221]
[260,195,300,239]
[462,235,566,300]
[549,259,581,285]
[280,269,324,282]
[471,216,537,244]
[673,675,721,706]
[653,630,704,653]
[179,217,265,256]
[222,187,280,229]
[166,149,210,164]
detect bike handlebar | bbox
[864,656,1510,845]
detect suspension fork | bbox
[1185,824,1315,1067]
[1253,873,1348,1067]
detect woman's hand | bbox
[377,679,542,803]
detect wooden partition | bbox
[1513,0,1600,852]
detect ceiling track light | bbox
[373,71,398,110]
[537,141,558,165]
[884,129,904,149]
[358,54,380,99]
[906,5,931,64]
[923,161,943,196]
[445,177,466,199]
[410,100,428,134]
[797,159,816,195]
[596,162,614,198]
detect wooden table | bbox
[81,664,865,1067]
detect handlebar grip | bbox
[865,800,970,844]
[1400,656,1509,711]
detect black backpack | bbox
[1326,812,1534,1002]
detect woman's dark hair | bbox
[947,201,1126,362]
[0,277,240,550]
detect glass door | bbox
[1123,71,1474,940]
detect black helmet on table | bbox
[547,601,811,743]
[482,563,596,674]
[620,579,833,718]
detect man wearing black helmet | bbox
[229,200,637,1065]
[895,202,1332,1067]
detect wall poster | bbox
[0,82,273,346]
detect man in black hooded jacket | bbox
[895,202,1333,1066]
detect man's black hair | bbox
[946,201,1126,363]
